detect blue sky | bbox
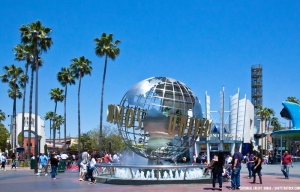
[1,1,299,138]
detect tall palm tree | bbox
[94,33,120,153]
[70,56,92,155]
[57,67,75,151]
[50,88,64,150]
[256,105,275,152]
[0,110,6,123]
[13,43,33,147]
[25,58,43,160]
[7,84,23,151]
[1,65,24,150]
[256,105,275,132]
[271,117,282,132]
[20,21,52,161]
[20,21,52,53]
[44,111,54,143]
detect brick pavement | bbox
[0,163,299,192]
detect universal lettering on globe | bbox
[106,77,213,160]
[106,104,213,138]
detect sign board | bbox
[16,147,25,152]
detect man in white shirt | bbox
[112,153,119,163]
[1,152,7,171]
[60,153,68,169]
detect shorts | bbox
[80,162,87,173]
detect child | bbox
[11,159,17,170]
[222,167,230,179]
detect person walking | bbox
[50,152,59,180]
[281,151,293,179]
[209,151,225,191]
[87,154,96,184]
[11,158,17,170]
[1,152,7,171]
[251,152,262,184]
[229,147,243,190]
[37,153,48,176]
[79,149,89,181]
[246,153,254,179]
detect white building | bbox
[9,112,46,153]
[194,89,254,162]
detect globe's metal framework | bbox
[117,77,203,160]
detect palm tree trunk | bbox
[53,102,57,151]
[64,85,67,152]
[99,55,108,155]
[13,82,17,152]
[27,67,34,160]
[13,93,17,151]
[78,75,82,155]
[50,120,52,143]
[21,60,29,148]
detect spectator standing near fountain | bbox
[104,152,112,163]
[87,154,96,184]
[245,153,254,179]
[79,149,89,181]
[251,152,263,184]
[229,147,243,190]
[209,151,225,191]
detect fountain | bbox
[95,77,214,185]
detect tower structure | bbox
[251,64,264,151]
[251,64,263,113]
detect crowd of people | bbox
[0,146,295,187]
[204,148,294,191]
[77,148,122,184]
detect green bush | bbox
[18,160,30,167]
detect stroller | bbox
[222,168,231,181]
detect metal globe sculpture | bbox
[107,77,210,160]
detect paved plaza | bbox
[1,163,300,192]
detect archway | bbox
[17,130,42,159]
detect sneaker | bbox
[79,178,83,181]
[36,173,40,176]
[45,173,48,176]
[236,187,240,190]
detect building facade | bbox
[193,89,255,162]
[9,112,46,154]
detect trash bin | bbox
[30,159,35,169]
[57,160,65,173]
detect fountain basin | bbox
[94,164,214,185]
